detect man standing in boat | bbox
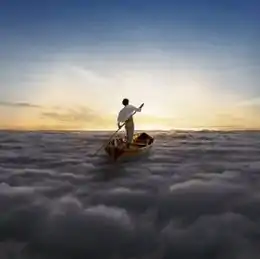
[117,98,143,148]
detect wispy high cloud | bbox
[39,105,110,130]
[41,107,99,123]
[0,101,42,108]
[237,97,260,108]
[0,101,109,130]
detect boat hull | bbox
[104,132,154,161]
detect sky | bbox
[0,0,260,130]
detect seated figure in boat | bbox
[117,98,143,148]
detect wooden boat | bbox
[104,132,154,161]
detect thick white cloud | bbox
[0,130,260,258]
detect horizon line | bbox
[1,127,260,133]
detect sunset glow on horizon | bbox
[1,0,259,131]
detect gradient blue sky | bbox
[0,0,260,130]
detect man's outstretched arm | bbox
[130,104,143,112]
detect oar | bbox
[92,103,144,156]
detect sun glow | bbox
[1,55,260,131]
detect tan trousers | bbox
[125,118,134,144]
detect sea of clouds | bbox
[0,130,260,259]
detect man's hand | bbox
[117,123,121,129]
[138,103,144,112]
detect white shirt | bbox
[117,104,141,123]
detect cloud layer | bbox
[0,130,260,258]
